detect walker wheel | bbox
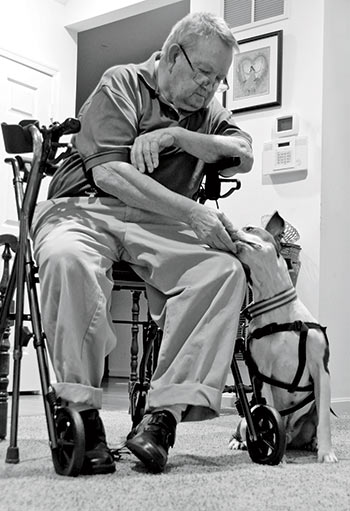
[246,405,286,465]
[51,407,85,476]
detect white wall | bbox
[225,0,349,409]
[191,0,350,409]
[209,1,324,319]
[1,0,348,406]
[0,0,77,120]
[319,0,350,409]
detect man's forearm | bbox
[92,160,241,254]
[93,161,197,222]
[172,128,253,175]
[129,126,253,175]
[173,128,251,162]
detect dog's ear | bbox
[265,211,285,237]
[265,211,285,253]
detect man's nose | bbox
[198,77,215,91]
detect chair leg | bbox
[129,290,141,385]
[144,315,158,384]
[128,290,141,418]
[130,311,162,428]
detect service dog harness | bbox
[244,287,329,417]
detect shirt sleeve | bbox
[72,66,142,169]
[206,96,253,146]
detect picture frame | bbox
[224,30,283,114]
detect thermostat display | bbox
[273,113,299,138]
[278,116,293,132]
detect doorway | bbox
[75,0,190,112]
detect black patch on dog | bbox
[323,343,330,374]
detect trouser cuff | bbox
[53,382,103,409]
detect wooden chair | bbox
[111,261,161,425]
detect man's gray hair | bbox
[161,11,239,57]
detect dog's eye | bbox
[244,226,255,232]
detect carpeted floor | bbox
[0,409,349,511]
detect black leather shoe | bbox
[80,409,116,475]
[126,411,176,473]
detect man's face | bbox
[168,37,233,112]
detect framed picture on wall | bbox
[224,30,283,114]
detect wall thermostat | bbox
[273,113,299,138]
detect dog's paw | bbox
[303,436,318,452]
[318,449,338,463]
[229,419,247,450]
[229,433,247,450]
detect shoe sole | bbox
[126,438,167,473]
[81,461,116,475]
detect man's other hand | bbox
[131,128,175,174]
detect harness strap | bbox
[279,392,315,417]
[290,321,308,393]
[247,321,327,393]
[245,287,297,320]
[249,320,323,340]
[249,362,313,392]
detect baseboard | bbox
[221,393,236,409]
[331,398,350,415]
[221,395,350,415]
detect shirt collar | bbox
[136,51,207,120]
[135,51,161,97]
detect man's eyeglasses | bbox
[178,44,229,94]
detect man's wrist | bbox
[169,126,183,147]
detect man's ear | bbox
[167,44,181,69]
[265,211,285,253]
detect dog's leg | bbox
[229,418,247,450]
[308,338,338,463]
[287,401,318,450]
[313,368,338,462]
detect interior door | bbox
[0,55,55,233]
[0,54,57,391]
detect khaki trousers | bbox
[31,197,246,421]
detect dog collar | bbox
[245,287,297,319]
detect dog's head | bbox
[232,211,292,291]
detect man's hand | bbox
[219,138,254,177]
[188,203,239,253]
[130,128,176,174]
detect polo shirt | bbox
[48,52,252,200]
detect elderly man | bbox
[32,11,253,475]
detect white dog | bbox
[229,212,337,463]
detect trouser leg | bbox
[31,199,126,408]
[32,198,246,416]
[122,220,247,421]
